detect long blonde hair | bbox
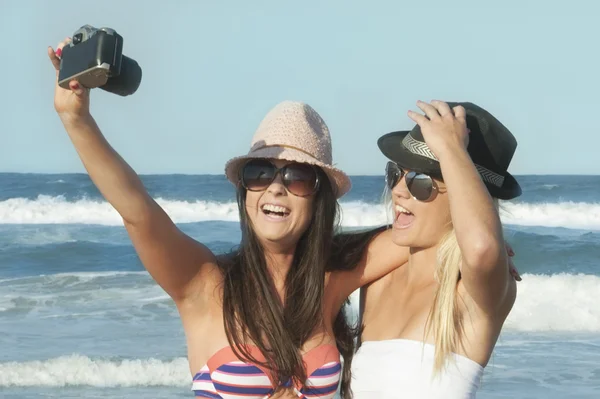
[423,228,463,375]
[424,198,501,376]
[385,185,500,375]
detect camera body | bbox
[58,25,142,96]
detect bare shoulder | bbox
[325,227,409,322]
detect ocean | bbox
[1,173,599,398]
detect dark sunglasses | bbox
[241,159,320,197]
[385,161,437,201]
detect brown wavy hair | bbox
[218,167,357,397]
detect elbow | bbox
[462,236,504,273]
[122,210,146,228]
[122,197,158,227]
[122,209,149,227]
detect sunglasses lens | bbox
[282,163,318,196]
[385,162,402,190]
[242,160,275,191]
[406,172,434,201]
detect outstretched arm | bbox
[48,40,218,305]
[329,227,410,304]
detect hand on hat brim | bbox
[407,100,469,162]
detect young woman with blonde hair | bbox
[350,100,522,398]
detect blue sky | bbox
[2,0,599,175]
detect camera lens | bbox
[73,33,83,44]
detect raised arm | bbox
[48,40,218,305]
[329,226,410,304]
[408,100,513,314]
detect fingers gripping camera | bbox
[58,25,142,96]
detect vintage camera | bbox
[58,25,142,96]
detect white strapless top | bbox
[351,339,484,399]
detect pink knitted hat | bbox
[224,101,351,198]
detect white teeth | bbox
[262,204,290,214]
[395,205,412,215]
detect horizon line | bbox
[1,171,599,177]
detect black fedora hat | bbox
[377,102,522,200]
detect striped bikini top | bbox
[191,343,342,399]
